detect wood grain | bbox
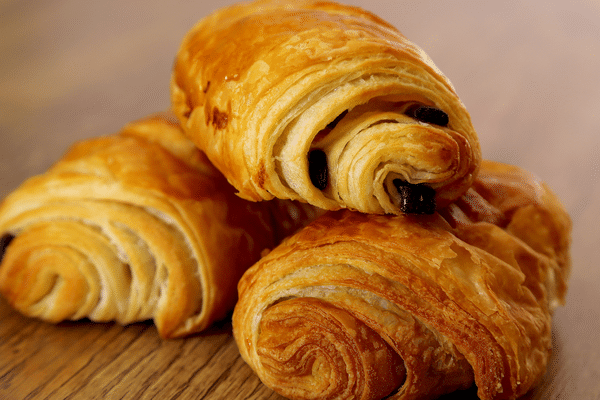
[0,296,487,400]
[0,293,573,400]
[0,297,284,400]
[1,0,599,399]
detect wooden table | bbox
[1,1,599,398]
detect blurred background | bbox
[1,0,599,398]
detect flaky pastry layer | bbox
[0,113,318,338]
[232,160,571,400]
[171,0,481,214]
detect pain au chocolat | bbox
[0,113,318,339]
[232,160,571,400]
[171,0,481,215]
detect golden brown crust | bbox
[232,160,571,400]
[0,113,317,338]
[171,0,481,214]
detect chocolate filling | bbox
[393,180,436,214]
[405,104,449,127]
[0,233,15,263]
[308,149,328,190]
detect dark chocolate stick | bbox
[393,179,436,214]
[0,233,15,263]
[405,104,449,127]
[308,149,328,190]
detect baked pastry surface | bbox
[171,0,481,215]
[232,160,571,400]
[0,113,317,338]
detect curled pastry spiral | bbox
[171,0,481,215]
[232,161,571,400]
[0,114,316,338]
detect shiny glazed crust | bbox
[0,113,317,338]
[171,0,481,214]
[232,160,571,400]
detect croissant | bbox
[0,113,318,339]
[232,160,572,400]
[170,0,481,215]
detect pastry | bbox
[0,113,318,339]
[170,0,481,215]
[232,160,571,400]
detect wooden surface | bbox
[1,0,599,399]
